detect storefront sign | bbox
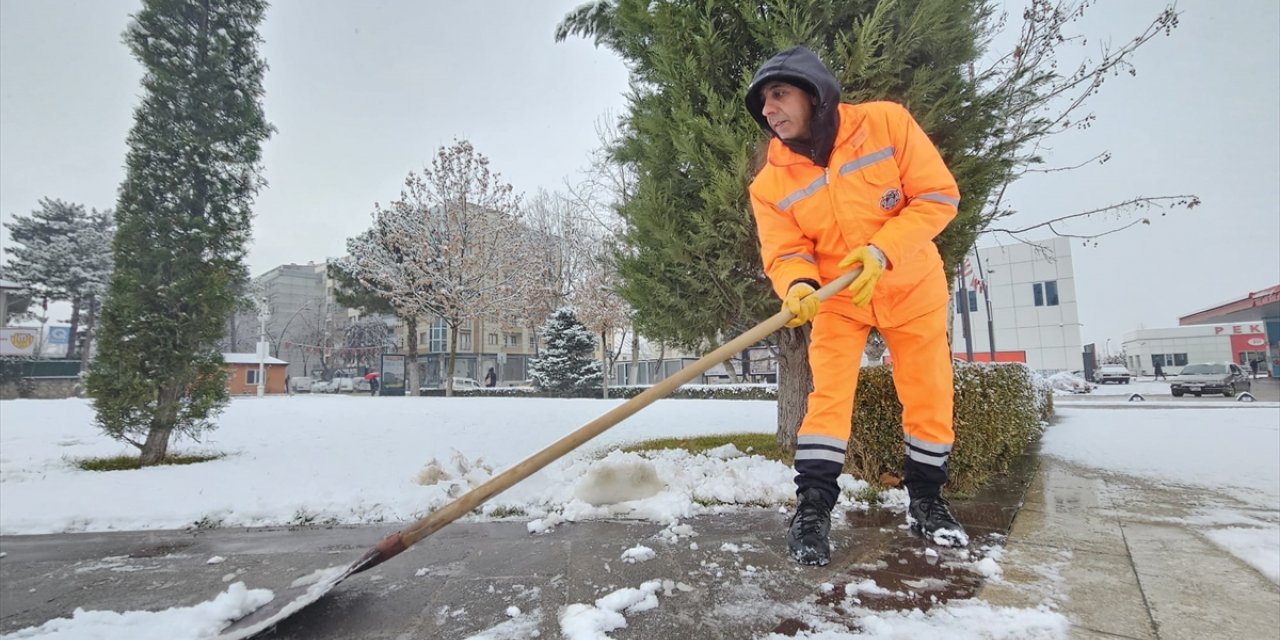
[0,327,39,356]
[1214,324,1264,335]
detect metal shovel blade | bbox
[215,564,353,640]
[215,540,392,639]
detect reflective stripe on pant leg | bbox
[795,310,871,505]
[879,303,954,494]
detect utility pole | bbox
[972,248,996,360]
[958,269,974,362]
[256,298,269,397]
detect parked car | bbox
[420,377,484,393]
[289,376,313,393]
[1093,365,1134,384]
[1170,363,1252,397]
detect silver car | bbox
[1093,365,1134,384]
[1170,363,1252,397]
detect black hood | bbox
[745,46,842,167]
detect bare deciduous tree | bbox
[342,139,528,396]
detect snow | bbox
[558,580,662,640]
[619,544,655,564]
[0,396,782,534]
[0,582,272,640]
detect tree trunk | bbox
[865,328,886,363]
[406,316,419,396]
[79,294,97,374]
[601,330,609,400]
[775,326,812,454]
[140,382,181,465]
[66,296,81,360]
[721,357,739,384]
[445,323,458,397]
[630,328,640,385]
[139,427,172,465]
[228,313,239,352]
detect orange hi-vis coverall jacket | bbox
[749,98,960,501]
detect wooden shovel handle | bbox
[386,268,863,551]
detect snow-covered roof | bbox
[222,353,287,365]
[0,278,26,290]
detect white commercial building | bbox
[955,236,1084,373]
[1121,322,1270,376]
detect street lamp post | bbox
[256,298,269,397]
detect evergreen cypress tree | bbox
[87,0,272,465]
[4,199,116,360]
[558,0,1000,447]
[558,0,999,352]
[528,308,604,396]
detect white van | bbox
[452,377,483,390]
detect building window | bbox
[1033,281,1059,307]
[504,332,520,347]
[955,290,978,314]
[245,369,259,385]
[1152,353,1189,367]
[429,319,447,353]
[488,332,499,346]
[528,333,536,350]
[458,330,472,351]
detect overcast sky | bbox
[1,0,1277,350]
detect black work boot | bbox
[788,487,833,566]
[907,494,969,547]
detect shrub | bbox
[847,361,1050,495]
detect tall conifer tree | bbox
[88,0,272,465]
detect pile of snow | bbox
[1,582,271,640]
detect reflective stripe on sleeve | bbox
[778,252,816,264]
[915,192,960,207]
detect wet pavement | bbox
[978,456,1280,640]
[0,454,1035,639]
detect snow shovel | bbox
[217,268,863,639]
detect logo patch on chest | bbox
[880,188,901,210]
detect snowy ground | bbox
[3,395,1276,638]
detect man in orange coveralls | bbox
[746,46,968,565]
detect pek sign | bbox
[1214,324,1264,335]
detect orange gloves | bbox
[838,245,887,307]
[782,282,820,328]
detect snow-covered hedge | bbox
[848,361,1051,495]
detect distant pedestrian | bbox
[484,367,498,388]
[1249,359,1260,377]
[369,375,380,396]
[1153,361,1166,380]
